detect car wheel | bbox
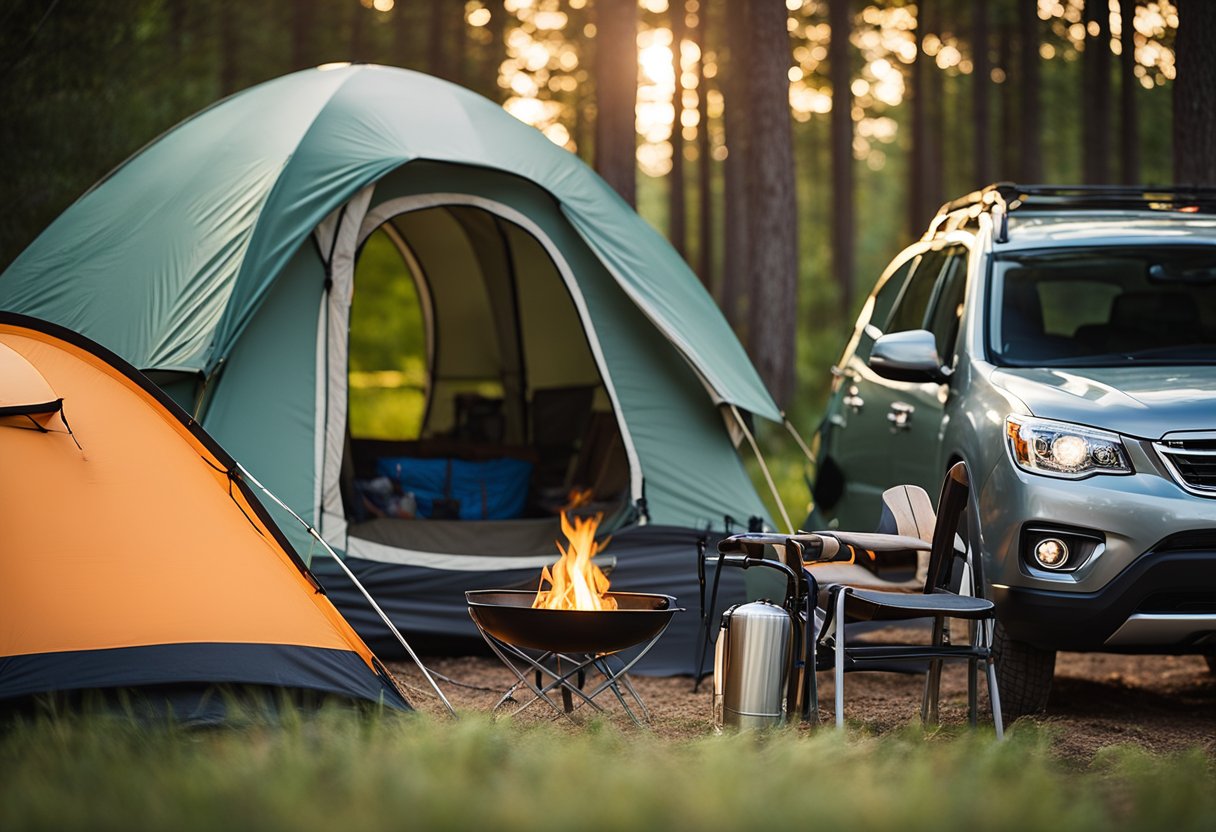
[991,620,1056,720]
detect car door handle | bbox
[842,384,864,412]
[887,401,914,431]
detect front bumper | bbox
[992,542,1216,651]
[978,445,1216,652]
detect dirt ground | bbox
[388,628,1216,763]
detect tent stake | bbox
[236,463,457,717]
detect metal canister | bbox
[713,601,792,731]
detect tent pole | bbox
[781,412,816,464]
[730,405,795,534]
[235,463,457,717]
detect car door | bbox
[882,244,971,495]
[816,251,920,530]
[818,243,972,530]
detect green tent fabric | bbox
[2,64,777,422]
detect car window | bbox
[989,246,1216,365]
[925,248,970,362]
[1037,280,1120,337]
[853,256,917,361]
[885,248,949,334]
[886,250,946,334]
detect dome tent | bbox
[0,66,779,672]
[0,312,409,720]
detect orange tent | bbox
[0,313,409,716]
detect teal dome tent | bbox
[0,65,779,672]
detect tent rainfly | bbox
[0,312,410,719]
[0,66,786,673]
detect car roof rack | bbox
[925,183,1216,244]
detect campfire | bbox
[533,512,617,612]
[465,512,680,724]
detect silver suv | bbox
[810,185,1216,717]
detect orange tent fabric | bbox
[0,313,408,713]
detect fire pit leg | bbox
[559,658,574,713]
[475,631,607,722]
[471,625,668,726]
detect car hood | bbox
[990,365,1216,439]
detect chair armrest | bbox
[815,531,931,553]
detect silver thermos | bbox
[713,600,792,731]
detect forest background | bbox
[1,0,1204,518]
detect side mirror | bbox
[868,330,947,383]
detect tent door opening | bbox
[325,200,633,561]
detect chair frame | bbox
[712,463,1004,737]
[815,463,1003,736]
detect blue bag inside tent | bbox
[377,456,534,520]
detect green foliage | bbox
[1,710,1212,831]
[348,229,427,439]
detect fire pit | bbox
[465,513,681,725]
[466,590,678,654]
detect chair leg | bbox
[834,588,847,729]
[967,657,978,727]
[921,618,945,725]
[805,621,820,724]
[986,657,1005,740]
[984,618,1005,740]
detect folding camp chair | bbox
[813,462,1003,736]
[711,463,1003,736]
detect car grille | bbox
[1155,438,1216,497]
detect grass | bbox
[3,707,1213,832]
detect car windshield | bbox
[988,246,1216,366]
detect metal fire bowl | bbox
[466,589,680,655]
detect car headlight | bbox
[1005,416,1132,478]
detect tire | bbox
[991,620,1056,720]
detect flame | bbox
[533,512,616,611]
[560,487,594,513]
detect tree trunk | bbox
[695,0,714,289]
[1174,0,1216,185]
[448,2,466,86]
[350,2,368,64]
[720,0,749,328]
[218,0,239,97]
[169,0,186,62]
[972,0,991,187]
[743,0,798,407]
[925,1,944,212]
[428,0,450,81]
[393,1,412,68]
[997,11,1015,180]
[1018,0,1042,182]
[1119,0,1140,184]
[669,1,688,258]
[829,0,854,317]
[1081,0,1112,184]
[594,0,638,206]
[908,1,930,236]
[292,0,317,72]
[483,0,508,102]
